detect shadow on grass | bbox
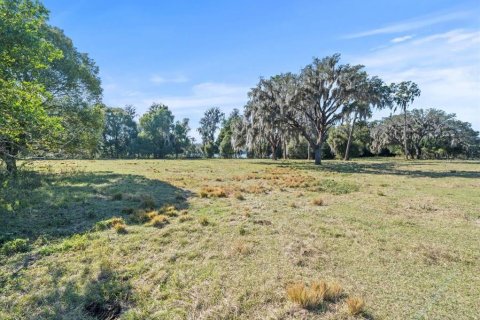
[253,159,480,179]
[0,170,191,244]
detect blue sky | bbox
[44,0,480,138]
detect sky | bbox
[43,0,480,139]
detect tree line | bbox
[1,0,479,174]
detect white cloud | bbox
[391,35,414,43]
[352,29,480,130]
[345,10,469,39]
[150,74,189,84]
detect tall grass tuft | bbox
[346,296,365,316]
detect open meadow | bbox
[0,159,479,319]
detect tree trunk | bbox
[5,155,17,174]
[414,145,421,159]
[403,108,408,159]
[314,143,322,165]
[1,142,18,175]
[307,144,310,160]
[271,144,277,160]
[344,112,357,161]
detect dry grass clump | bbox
[200,186,227,198]
[325,281,343,301]
[231,240,252,255]
[286,280,344,309]
[179,215,192,223]
[95,217,127,234]
[346,296,365,316]
[234,192,245,200]
[289,202,298,208]
[113,222,127,234]
[149,215,169,228]
[312,197,324,206]
[161,205,178,217]
[286,282,323,309]
[199,216,210,226]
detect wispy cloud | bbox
[150,74,189,84]
[142,82,250,113]
[345,10,469,39]
[352,28,480,129]
[391,35,414,43]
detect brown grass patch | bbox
[113,222,127,234]
[346,296,365,316]
[231,240,252,255]
[325,282,343,301]
[200,186,228,198]
[149,215,169,228]
[312,197,324,206]
[286,282,323,309]
[234,192,245,200]
[199,216,210,226]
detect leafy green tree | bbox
[138,103,174,158]
[102,106,138,158]
[217,109,241,158]
[198,107,224,158]
[391,81,421,159]
[343,76,392,160]
[278,55,370,164]
[172,118,191,158]
[247,76,294,160]
[1,0,103,172]
[370,108,479,159]
[0,0,63,173]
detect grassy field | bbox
[0,159,479,319]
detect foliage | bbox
[198,107,224,157]
[217,109,241,158]
[102,106,137,158]
[0,0,103,172]
[138,103,174,158]
[371,108,479,159]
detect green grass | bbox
[1,159,479,319]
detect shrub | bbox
[312,197,324,206]
[149,215,169,228]
[1,238,29,256]
[346,296,365,316]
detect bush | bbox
[1,238,29,256]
